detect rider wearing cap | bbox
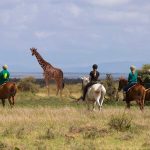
[82,64,100,101]
[0,65,10,85]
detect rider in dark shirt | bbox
[82,64,100,101]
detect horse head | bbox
[81,76,90,90]
[118,77,128,91]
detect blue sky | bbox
[0,0,150,73]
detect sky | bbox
[0,0,150,73]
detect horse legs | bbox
[99,92,105,111]
[1,99,5,107]
[92,101,97,111]
[139,100,144,111]
[12,96,15,106]
[86,99,90,110]
[140,91,146,111]
[8,98,13,108]
[96,99,101,111]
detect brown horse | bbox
[0,82,17,107]
[117,77,146,110]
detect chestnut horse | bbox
[117,77,146,110]
[0,82,17,107]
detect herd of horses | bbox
[0,76,150,111]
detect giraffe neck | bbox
[34,51,52,70]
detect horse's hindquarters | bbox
[0,82,17,106]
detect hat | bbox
[3,65,8,70]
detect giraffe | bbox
[30,47,64,96]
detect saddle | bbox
[126,83,139,93]
[0,83,6,90]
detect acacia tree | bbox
[141,64,150,71]
[138,64,150,85]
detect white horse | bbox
[81,76,106,111]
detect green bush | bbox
[104,74,117,100]
[108,113,132,132]
[17,76,40,93]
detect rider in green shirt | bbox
[124,65,138,92]
[0,65,10,85]
[123,65,138,100]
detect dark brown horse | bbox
[0,82,17,107]
[117,77,146,110]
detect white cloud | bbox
[0,11,10,25]
[94,10,150,24]
[67,3,81,17]
[86,0,130,6]
[34,31,55,39]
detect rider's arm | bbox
[8,71,10,78]
[89,71,92,82]
[0,71,3,78]
[128,73,131,83]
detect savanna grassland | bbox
[0,83,150,150]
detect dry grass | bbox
[0,83,150,149]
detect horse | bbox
[81,77,106,111]
[0,82,17,107]
[117,77,146,111]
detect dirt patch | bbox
[69,125,109,139]
[117,133,134,141]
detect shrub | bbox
[17,76,40,93]
[104,74,117,100]
[108,113,132,132]
[39,128,55,140]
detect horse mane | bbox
[119,76,127,81]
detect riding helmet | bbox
[92,64,98,69]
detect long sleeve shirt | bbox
[0,69,10,85]
[128,71,138,84]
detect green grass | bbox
[0,84,150,149]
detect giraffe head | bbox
[30,47,37,56]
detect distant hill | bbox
[66,61,149,73]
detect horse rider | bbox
[0,65,10,85]
[82,64,100,101]
[123,65,138,100]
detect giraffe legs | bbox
[56,84,59,96]
[45,79,50,96]
[55,79,63,97]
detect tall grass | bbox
[0,84,150,149]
